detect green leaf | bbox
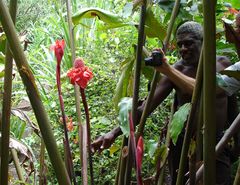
[145,7,167,40]
[118,97,133,137]
[219,70,240,81]
[147,139,158,158]
[170,103,191,145]
[72,7,128,28]
[113,58,134,110]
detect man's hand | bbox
[91,127,122,153]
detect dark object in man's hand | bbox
[144,50,163,67]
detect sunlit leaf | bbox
[147,139,158,158]
[72,7,128,28]
[118,97,132,136]
[109,144,120,156]
[170,103,191,145]
[0,32,6,42]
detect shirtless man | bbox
[91,21,235,184]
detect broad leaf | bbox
[220,70,240,80]
[145,7,167,40]
[113,58,134,110]
[118,97,132,136]
[72,8,128,28]
[170,103,191,145]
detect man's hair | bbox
[177,21,203,41]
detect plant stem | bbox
[56,66,76,185]
[80,87,94,185]
[123,1,147,184]
[11,148,25,182]
[0,1,17,184]
[0,1,71,184]
[65,1,87,184]
[39,139,46,185]
[203,0,216,184]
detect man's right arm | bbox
[91,74,174,153]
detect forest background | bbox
[0,0,240,184]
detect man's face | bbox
[176,33,202,63]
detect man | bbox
[91,21,235,184]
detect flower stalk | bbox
[52,39,76,184]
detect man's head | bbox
[176,21,203,64]
[177,21,203,41]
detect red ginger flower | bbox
[67,58,93,89]
[50,39,65,64]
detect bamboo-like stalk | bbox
[203,0,216,184]
[176,51,203,185]
[0,1,71,184]
[0,1,17,184]
[123,0,147,184]
[65,1,87,184]
[11,148,25,182]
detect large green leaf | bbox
[145,7,167,40]
[118,97,133,137]
[72,7,128,28]
[219,70,240,80]
[170,103,191,145]
[113,58,134,110]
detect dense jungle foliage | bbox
[0,0,240,184]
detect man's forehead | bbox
[176,33,199,41]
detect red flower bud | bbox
[74,58,85,68]
[50,39,65,65]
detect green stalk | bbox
[0,1,71,184]
[137,0,181,137]
[176,51,203,185]
[124,1,147,184]
[11,148,25,182]
[203,0,216,184]
[0,1,17,184]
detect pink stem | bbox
[129,112,143,185]
[56,65,76,185]
[80,87,94,185]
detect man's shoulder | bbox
[216,55,231,64]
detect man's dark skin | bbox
[91,21,235,184]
